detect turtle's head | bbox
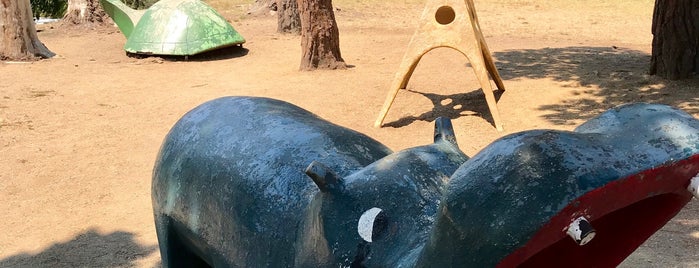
[99,0,146,38]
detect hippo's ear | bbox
[305,161,344,192]
[434,117,458,147]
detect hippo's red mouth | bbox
[498,154,699,268]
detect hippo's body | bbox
[152,96,468,267]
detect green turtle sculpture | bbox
[100,0,245,56]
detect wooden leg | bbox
[374,47,427,127]
[467,0,506,92]
[460,42,504,131]
[479,38,506,92]
[481,81,504,131]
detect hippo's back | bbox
[152,96,391,267]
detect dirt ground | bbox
[1,0,699,267]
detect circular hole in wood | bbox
[435,6,456,25]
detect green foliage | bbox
[30,0,67,19]
[121,0,159,10]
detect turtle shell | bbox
[124,0,245,56]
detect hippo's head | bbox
[295,118,469,267]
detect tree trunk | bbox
[277,0,300,34]
[63,0,107,25]
[0,0,54,60]
[649,0,699,80]
[297,0,346,70]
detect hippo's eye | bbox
[357,207,388,243]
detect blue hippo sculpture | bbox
[152,96,468,267]
[153,98,699,267]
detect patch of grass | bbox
[31,0,67,19]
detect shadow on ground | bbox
[384,89,504,128]
[389,46,699,127]
[0,228,157,267]
[494,46,699,125]
[127,45,249,62]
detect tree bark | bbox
[63,0,107,25]
[297,0,346,70]
[0,0,54,60]
[277,0,300,34]
[650,0,699,80]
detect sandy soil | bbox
[1,0,699,267]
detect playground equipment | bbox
[153,98,699,267]
[376,0,506,130]
[100,0,245,56]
